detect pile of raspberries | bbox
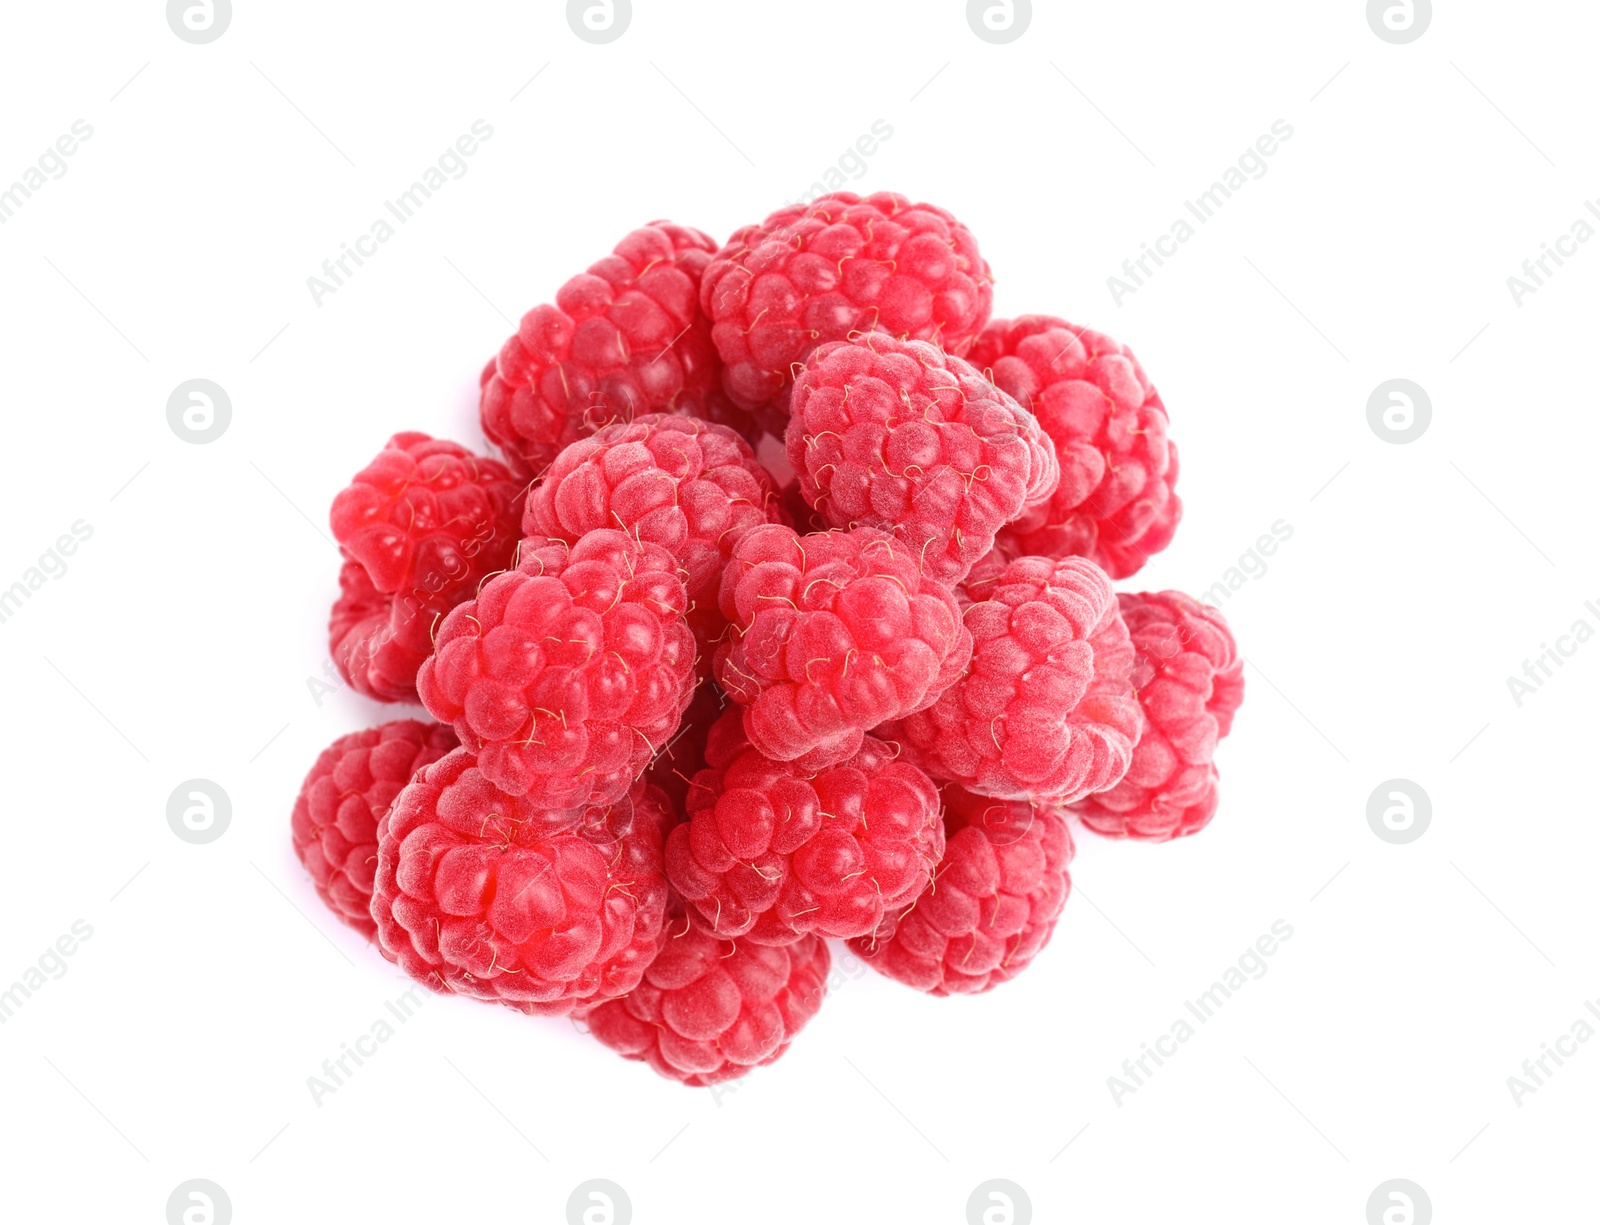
[291,193,1244,1086]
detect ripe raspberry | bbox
[583,924,830,1085]
[702,192,994,434]
[328,559,426,702]
[714,523,971,768]
[878,554,1139,802]
[479,222,752,478]
[328,432,524,703]
[417,530,698,808]
[290,720,457,938]
[1073,592,1244,841]
[665,709,944,944]
[851,787,1074,995]
[523,414,782,665]
[972,316,1181,579]
[786,334,1058,583]
[370,748,671,1016]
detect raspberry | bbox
[370,748,671,1016]
[665,709,944,944]
[1073,592,1244,841]
[851,787,1074,995]
[701,192,994,434]
[479,222,752,478]
[878,554,1139,802]
[972,316,1181,579]
[328,559,425,702]
[417,530,698,808]
[523,414,782,665]
[786,334,1058,583]
[328,432,524,702]
[583,924,830,1085]
[714,523,971,768]
[290,720,457,938]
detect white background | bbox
[1,2,1595,1222]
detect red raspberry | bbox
[328,560,421,701]
[785,334,1058,583]
[879,554,1140,802]
[972,316,1181,579]
[714,523,971,769]
[583,924,830,1085]
[523,414,782,666]
[851,787,1075,995]
[479,222,752,478]
[328,432,524,703]
[417,530,698,808]
[290,720,457,938]
[370,748,671,1016]
[701,192,994,434]
[665,709,944,944]
[1073,592,1244,841]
